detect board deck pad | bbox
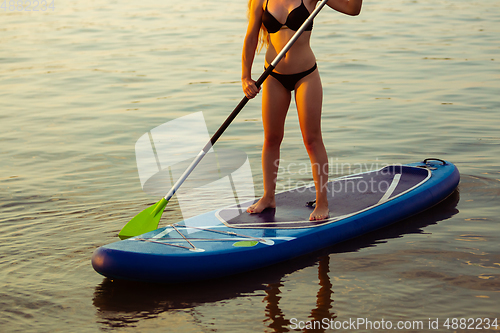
[217,165,430,229]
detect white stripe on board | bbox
[152,228,174,239]
[141,236,296,242]
[333,176,364,181]
[377,173,402,204]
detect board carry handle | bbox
[423,158,447,165]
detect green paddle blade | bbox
[118,198,168,240]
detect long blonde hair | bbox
[248,0,269,52]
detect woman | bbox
[242,0,362,220]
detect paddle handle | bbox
[163,0,329,201]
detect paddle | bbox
[118,0,331,239]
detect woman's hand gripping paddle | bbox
[118,0,330,239]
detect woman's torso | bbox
[263,0,317,74]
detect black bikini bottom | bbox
[265,63,317,91]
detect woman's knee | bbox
[264,133,284,148]
[302,134,324,153]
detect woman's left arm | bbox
[323,0,362,16]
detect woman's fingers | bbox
[242,79,261,99]
[246,85,260,99]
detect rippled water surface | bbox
[1,0,499,332]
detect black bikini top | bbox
[262,0,313,34]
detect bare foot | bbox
[309,205,329,221]
[247,196,276,214]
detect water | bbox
[1,0,499,331]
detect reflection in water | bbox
[263,256,336,333]
[262,256,338,332]
[93,190,460,330]
[308,256,336,331]
[264,282,290,332]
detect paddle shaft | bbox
[162,0,330,201]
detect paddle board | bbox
[92,159,460,283]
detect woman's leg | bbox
[294,69,330,220]
[247,75,291,213]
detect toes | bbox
[309,212,330,221]
[247,204,260,214]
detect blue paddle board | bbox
[92,159,459,283]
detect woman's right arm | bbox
[242,0,265,99]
